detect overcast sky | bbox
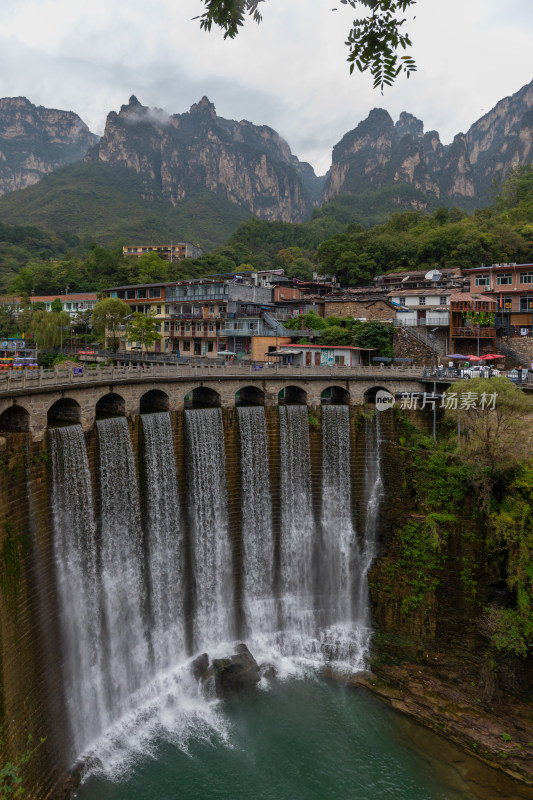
[1,0,532,175]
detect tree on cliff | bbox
[443,376,532,506]
[196,0,417,90]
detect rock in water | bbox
[191,652,209,682]
[212,643,260,698]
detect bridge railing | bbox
[0,362,427,394]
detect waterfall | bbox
[278,405,316,638]
[46,402,385,775]
[97,417,151,721]
[357,411,384,628]
[49,425,106,753]
[185,408,233,651]
[320,405,357,626]
[141,412,184,673]
[237,406,275,637]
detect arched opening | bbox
[278,385,307,405]
[236,385,265,407]
[140,389,169,414]
[321,385,350,405]
[0,404,30,433]
[184,386,221,409]
[47,398,81,427]
[95,392,125,418]
[364,385,392,403]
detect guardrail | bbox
[0,362,427,394]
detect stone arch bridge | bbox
[0,364,435,440]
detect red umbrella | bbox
[468,355,484,362]
[479,354,505,360]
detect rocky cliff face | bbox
[322,79,533,208]
[0,96,98,197]
[85,95,322,223]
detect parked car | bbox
[460,366,500,378]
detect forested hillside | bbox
[1,165,532,295]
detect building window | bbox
[520,297,533,311]
[439,296,447,305]
[117,291,125,299]
[209,305,214,313]
[156,305,162,315]
[196,324,202,334]
[164,322,169,332]
[185,323,191,332]
[208,342,214,352]
[419,297,426,305]
[156,324,161,332]
[183,341,190,351]
[519,272,533,284]
[209,323,214,332]
[497,274,512,285]
[335,355,345,366]
[126,290,135,299]
[475,275,490,287]
[148,288,161,298]
[165,305,169,315]
[137,289,147,299]
[502,297,512,310]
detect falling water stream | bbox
[47,407,519,800]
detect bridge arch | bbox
[0,403,30,433]
[140,389,169,414]
[236,385,265,407]
[184,385,221,409]
[96,392,126,418]
[47,398,82,426]
[278,384,307,405]
[364,385,393,403]
[321,385,350,405]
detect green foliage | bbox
[91,298,130,349]
[126,312,162,352]
[501,732,512,743]
[396,514,454,612]
[353,320,392,357]
[50,298,62,313]
[0,731,45,798]
[485,464,533,657]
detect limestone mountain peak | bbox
[189,96,216,118]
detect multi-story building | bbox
[164,278,287,359]
[122,242,203,261]
[449,292,497,355]
[463,263,533,336]
[30,293,99,316]
[106,282,173,352]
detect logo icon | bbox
[375,389,395,411]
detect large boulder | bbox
[212,643,260,698]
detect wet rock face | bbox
[0,96,98,197]
[212,643,261,698]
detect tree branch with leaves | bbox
[195,0,417,91]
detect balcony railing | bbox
[395,315,449,327]
[452,327,495,337]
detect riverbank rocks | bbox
[212,643,261,698]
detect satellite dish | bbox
[425,269,442,281]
